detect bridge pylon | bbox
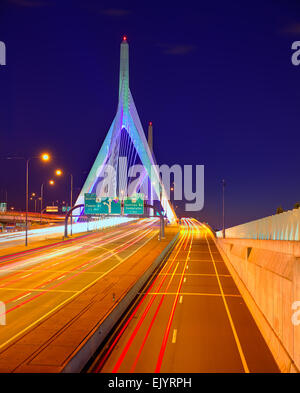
[75,37,176,223]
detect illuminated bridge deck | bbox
[92,219,279,373]
[0,219,178,372]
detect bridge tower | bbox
[75,37,176,223]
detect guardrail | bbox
[217,208,300,241]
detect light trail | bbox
[0,217,136,245]
[0,221,157,318]
[93,223,189,373]
[0,220,156,289]
[109,220,191,373]
[155,218,194,372]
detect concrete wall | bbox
[216,208,300,241]
[216,237,300,373]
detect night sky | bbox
[1,0,300,230]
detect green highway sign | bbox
[0,203,7,212]
[84,193,121,215]
[124,193,144,215]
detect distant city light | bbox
[55,169,62,176]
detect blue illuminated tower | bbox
[75,37,176,222]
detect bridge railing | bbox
[217,208,300,240]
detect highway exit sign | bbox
[84,193,121,215]
[0,203,7,212]
[124,193,144,215]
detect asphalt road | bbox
[0,218,158,352]
[92,218,279,373]
[0,217,134,250]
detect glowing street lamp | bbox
[55,169,62,176]
[41,153,50,161]
[25,153,51,246]
[5,152,51,245]
[40,179,55,222]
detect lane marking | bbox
[139,292,241,297]
[93,228,185,373]
[13,293,31,302]
[0,228,158,350]
[112,225,190,373]
[21,273,32,279]
[172,329,177,344]
[204,230,250,373]
[183,277,186,283]
[179,296,183,304]
[159,273,231,277]
[155,219,194,372]
[0,287,78,293]
[2,224,155,304]
[56,275,66,281]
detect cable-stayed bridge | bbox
[75,37,176,223]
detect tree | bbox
[276,205,284,214]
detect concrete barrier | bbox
[61,230,180,373]
[216,237,300,373]
[216,208,300,241]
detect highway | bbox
[0,218,159,356]
[0,216,134,251]
[90,218,279,373]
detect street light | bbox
[5,152,51,245]
[24,153,51,245]
[41,153,50,161]
[54,170,74,233]
[40,179,55,221]
[222,179,226,239]
[30,192,38,212]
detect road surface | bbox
[91,218,279,373]
[0,217,134,251]
[0,218,158,353]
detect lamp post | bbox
[30,193,38,212]
[25,153,50,246]
[40,179,55,223]
[55,170,74,235]
[222,179,226,239]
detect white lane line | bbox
[0,228,158,351]
[172,329,177,344]
[13,293,31,302]
[56,275,66,281]
[21,273,32,279]
[179,295,183,304]
[205,231,250,373]
[183,277,186,283]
